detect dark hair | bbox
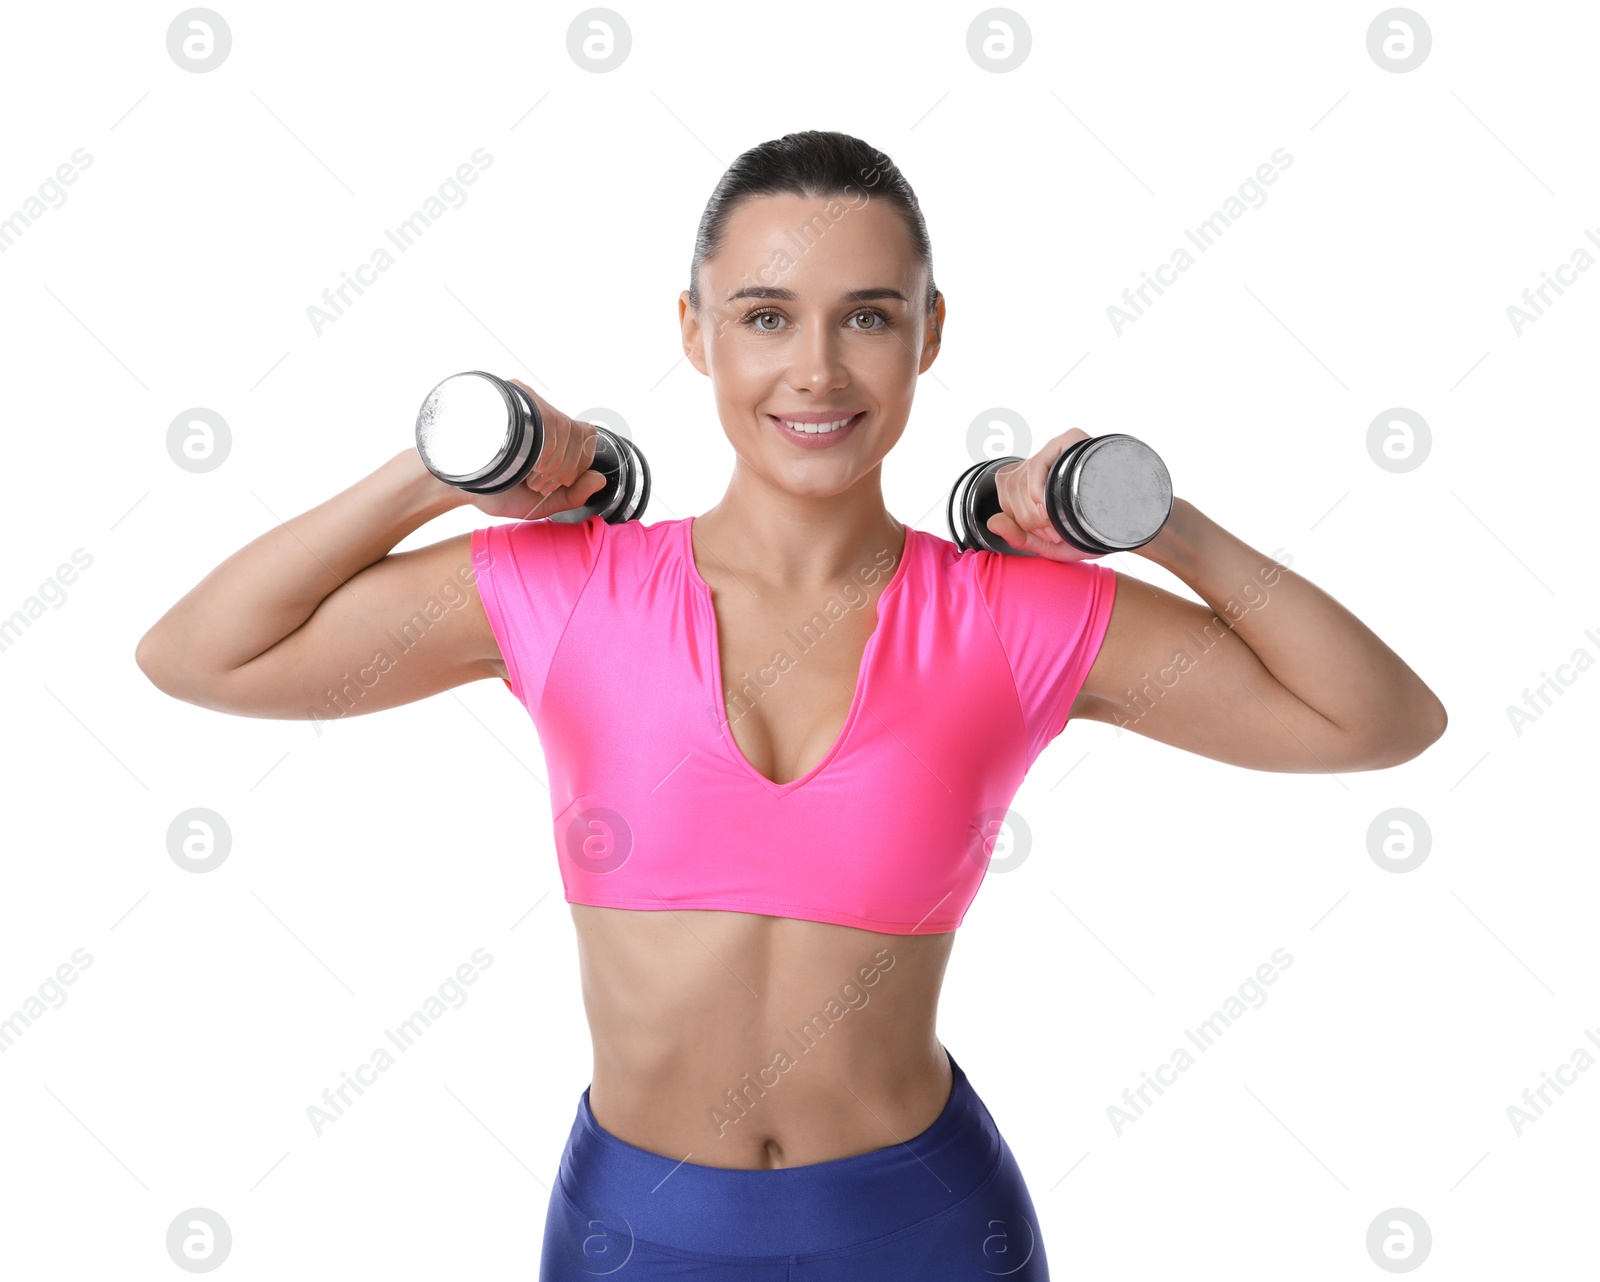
[687,130,938,320]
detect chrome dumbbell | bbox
[414,370,650,524]
[947,433,1172,556]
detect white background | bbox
[1,0,1595,1276]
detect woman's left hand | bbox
[984,428,1100,562]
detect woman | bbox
[136,131,1447,1278]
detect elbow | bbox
[1410,690,1449,757]
[135,626,156,663]
[135,627,191,699]
[134,629,162,683]
[135,631,173,696]
[137,629,247,713]
[1423,695,1448,745]
[1349,696,1447,771]
[1397,703,1447,766]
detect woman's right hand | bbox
[459,379,608,521]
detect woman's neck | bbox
[692,481,904,593]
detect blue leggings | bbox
[539,1047,1049,1279]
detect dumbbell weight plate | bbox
[415,371,540,495]
[1045,434,1173,554]
[946,456,1020,555]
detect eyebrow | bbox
[724,286,909,305]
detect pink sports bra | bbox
[469,514,1117,935]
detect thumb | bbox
[985,511,1028,553]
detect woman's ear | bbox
[921,291,946,371]
[679,290,710,377]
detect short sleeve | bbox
[470,516,605,712]
[973,550,1118,763]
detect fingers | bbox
[985,511,1056,556]
[985,511,1096,564]
[522,405,598,496]
[523,469,607,521]
[495,468,605,523]
[494,378,605,509]
[1025,430,1084,516]
[555,420,599,483]
[505,481,559,523]
[999,430,1091,543]
[1025,448,1056,516]
[502,380,558,495]
[530,410,567,493]
[984,511,1027,553]
[995,457,1060,544]
[534,422,597,497]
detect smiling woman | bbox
[135,127,1445,1281]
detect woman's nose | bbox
[787,322,848,390]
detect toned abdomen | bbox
[571,903,956,1169]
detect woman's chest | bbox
[536,540,1031,808]
[710,582,884,789]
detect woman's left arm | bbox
[1073,497,1448,772]
[985,431,1448,772]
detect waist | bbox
[571,902,955,1166]
[556,1046,1002,1257]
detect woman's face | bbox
[679,192,944,499]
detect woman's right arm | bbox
[134,382,604,719]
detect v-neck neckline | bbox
[683,515,914,797]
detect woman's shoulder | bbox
[916,524,1115,611]
[476,512,684,552]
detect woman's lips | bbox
[767,411,865,448]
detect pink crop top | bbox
[469,514,1117,935]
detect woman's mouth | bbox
[767,411,865,448]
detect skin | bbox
[135,192,1447,1172]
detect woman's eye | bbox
[741,309,891,332]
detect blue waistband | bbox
[556,1046,1002,1257]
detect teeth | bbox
[778,415,856,434]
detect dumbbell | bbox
[946,433,1172,556]
[414,370,651,524]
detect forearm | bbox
[138,447,466,680]
[1135,497,1447,745]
